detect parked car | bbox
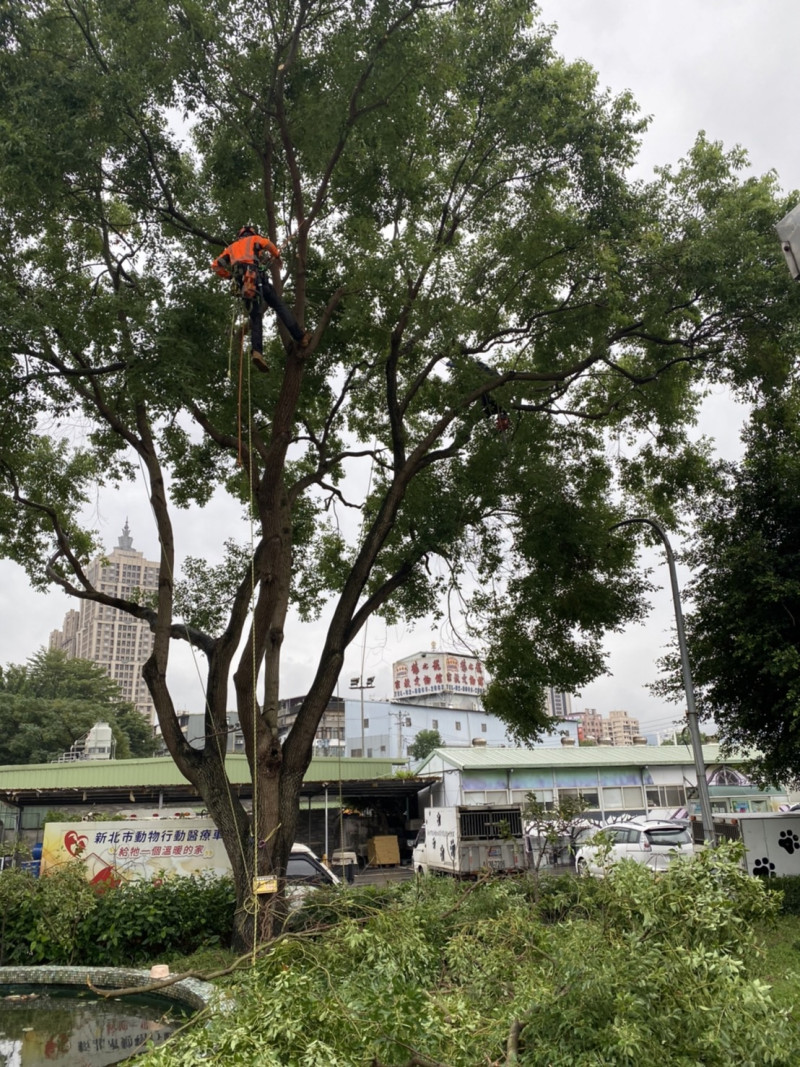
[640,807,689,823]
[574,820,694,877]
[286,844,340,903]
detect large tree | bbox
[0,0,796,946]
[658,385,800,783]
[0,648,157,762]
[407,728,443,762]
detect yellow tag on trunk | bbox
[252,875,278,895]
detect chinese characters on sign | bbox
[41,819,231,884]
[392,653,486,698]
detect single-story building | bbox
[413,745,790,820]
[0,755,434,864]
[0,744,788,865]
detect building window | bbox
[557,787,600,808]
[431,719,438,729]
[362,718,369,728]
[481,723,487,733]
[350,748,363,758]
[645,785,686,809]
[602,786,644,809]
[513,788,554,809]
[455,721,462,731]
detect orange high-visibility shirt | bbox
[210,233,280,278]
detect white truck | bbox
[412,805,525,877]
[712,812,800,878]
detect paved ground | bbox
[351,864,415,886]
[349,862,576,886]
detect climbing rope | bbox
[132,306,272,955]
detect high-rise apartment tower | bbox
[49,522,158,723]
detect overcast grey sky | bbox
[2,2,799,734]
[534,0,800,734]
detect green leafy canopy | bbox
[0,648,157,762]
[1,0,798,946]
[657,382,800,782]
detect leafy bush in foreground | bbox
[768,875,800,915]
[0,864,235,966]
[143,843,798,1066]
[78,872,236,964]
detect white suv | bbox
[574,820,694,878]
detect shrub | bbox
[0,867,40,965]
[0,866,235,966]
[140,845,800,1066]
[768,875,800,915]
[0,861,97,965]
[78,873,236,965]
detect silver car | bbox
[574,820,694,877]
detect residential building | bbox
[571,708,641,746]
[165,700,346,758]
[49,522,158,724]
[546,689,574,719]
[277,696,345,756]
[577,708,608,743]
[608,709,640,746]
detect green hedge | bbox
[0,862,235,966]
[767,875,800,915]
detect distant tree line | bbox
[0,648,157,764]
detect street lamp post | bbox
[611,517,716,844]
[776,203,800,281]
[349,675,375,757]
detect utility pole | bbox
[611,517,716,844]
[389,707,406,760]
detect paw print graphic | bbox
[779,830,800,855]
[752,857,776,878]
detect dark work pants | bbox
[244,273,304,351]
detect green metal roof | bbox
[0,745,753,808]
[415,744,743,773]
[0,755,416,806]
[0,754,404,790]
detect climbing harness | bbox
[241,266,258,301]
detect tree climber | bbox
[211,226,310,372]
[448,357,512,433]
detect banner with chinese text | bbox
[40,818,230,885]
